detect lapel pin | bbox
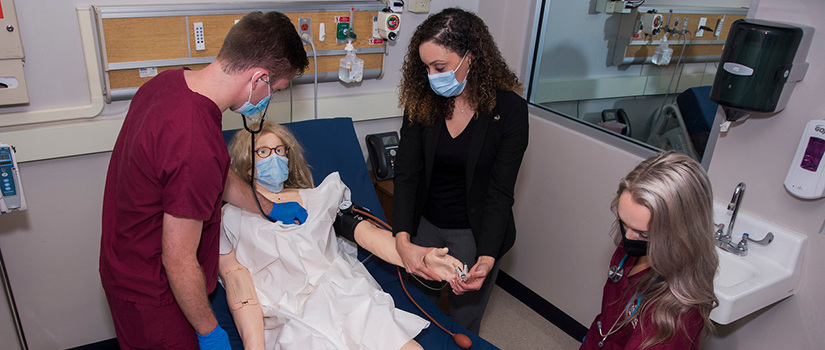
[493,115,500,121]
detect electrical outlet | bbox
[696,17,707,37]
[407,0,430,13]
[193,22,205,51]
[299,18,311,44]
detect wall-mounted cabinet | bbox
[0,0,28,106]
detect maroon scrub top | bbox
[100,68,229,306]
[581,247,704,350]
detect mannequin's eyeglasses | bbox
[254,145,288,158]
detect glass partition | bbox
[527,0,750,168]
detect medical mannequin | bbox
[219,122,464,350]
[581,152,718,349]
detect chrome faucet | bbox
[715,182,773,256]
[715,222,748,256]
[726,182,746,239]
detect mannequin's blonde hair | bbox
[227,122,313,189]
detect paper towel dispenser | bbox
[710,19,814,121]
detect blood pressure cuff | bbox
[333,202,372,243]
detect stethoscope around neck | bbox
[607,254,629,283]
[240,98,283,224]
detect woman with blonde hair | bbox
[581,151,718,349]
[219,122,463,349]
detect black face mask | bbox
[620,221,649,257]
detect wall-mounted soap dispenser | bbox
[0,0,28,106]
[785,120,825,199]
[710,19,814,122]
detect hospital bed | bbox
[646,86,718,161]
[212,117,499,350]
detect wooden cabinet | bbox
[371,172,393,226]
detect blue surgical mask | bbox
[255,154,289,193]
[233,94,271,117]
[428,53,469,97]
[233,74,273,116]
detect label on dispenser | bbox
[723,62,754,76]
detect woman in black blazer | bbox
[393,7,529,334]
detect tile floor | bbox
[479,286,582,350]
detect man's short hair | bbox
[217,11,309,80]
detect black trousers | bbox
[410,217,502,334]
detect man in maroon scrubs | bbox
[99,11,308,349]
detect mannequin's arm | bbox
[352,221,462,282]
[218,251,264,350]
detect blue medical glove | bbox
[197,324,230,350]
[268,201,308,224]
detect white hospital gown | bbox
[220,172,429,350]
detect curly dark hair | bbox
[398,8,522,126]
[217,11,309,80]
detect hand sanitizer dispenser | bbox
[711,19,814,121]
[785,120,825,199]
[338,41,364,83]
[651,36,672,65]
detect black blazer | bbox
[393,90,529,258]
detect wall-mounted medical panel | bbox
[0,59,27,105]
[0,0,28,106]
[611,7,747,66]
[92,1,388,102]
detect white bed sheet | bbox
[220,172,428,349]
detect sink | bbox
[715,253,759,288]
[710,202,807,324]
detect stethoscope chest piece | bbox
[607,254,629,283]
[608,265,624,283]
